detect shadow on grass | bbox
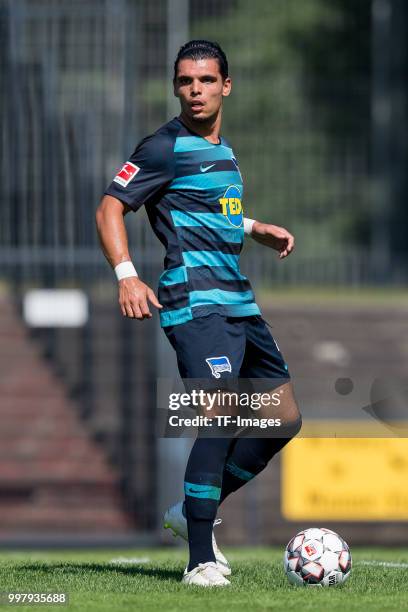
[15,562,182,582]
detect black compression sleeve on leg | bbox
[219,415,302,504]
[184,437,234,570]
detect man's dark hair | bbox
[173,40,229,81]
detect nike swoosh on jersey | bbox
[200,163,216,173]
[186,487,213,494]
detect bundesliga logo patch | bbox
[113,161,140,187]
[304,544,317,557]
[205,356,232,379]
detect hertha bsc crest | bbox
[205,356,232,378]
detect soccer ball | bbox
[284,527,351,587]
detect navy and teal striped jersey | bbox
[105,117,261,327]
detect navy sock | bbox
[219,417,302,504]
[184,437,234,571]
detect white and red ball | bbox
[284,527,351,587]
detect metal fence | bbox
[0,0,407,539]
[1,0,407,286]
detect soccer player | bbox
[96,40,302,587]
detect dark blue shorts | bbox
[164,314,290,390]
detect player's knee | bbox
[288,413,302,438]
[281,413,302,439]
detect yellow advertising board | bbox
[282,436,408,520]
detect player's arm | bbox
[244,217,294,260]
[95,194,162,320]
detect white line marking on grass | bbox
[358,560,408,569]
[109,557,151,565]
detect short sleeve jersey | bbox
[105,117,261,327]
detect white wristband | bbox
[243,217,256,235]
[114,261,138,281]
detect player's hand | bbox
[251,221,295,259]
[118,277,163,320]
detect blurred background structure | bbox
[0,0,407,547]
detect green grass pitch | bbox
[1,547,407,611]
